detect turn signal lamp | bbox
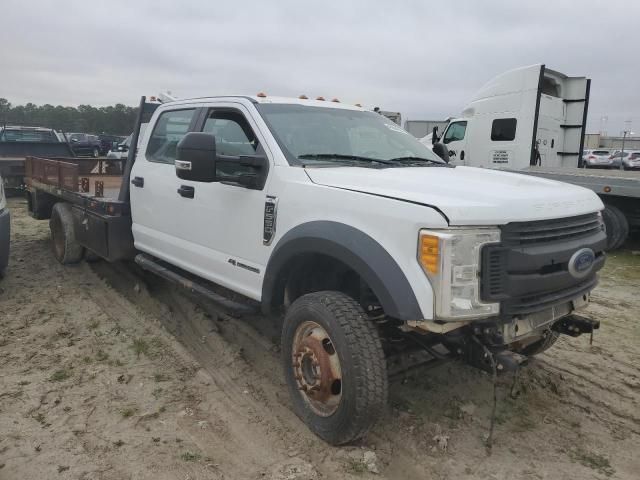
[419,234,439,274]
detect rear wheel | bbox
[602,204,624,250]
[50,203,84,264]
[282,291,388,445]
[610,205,629,249]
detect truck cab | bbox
[429,64,590,169]
[27,94,606,445]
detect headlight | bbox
[418,228,500,320]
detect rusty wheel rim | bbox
[291,321,342,417]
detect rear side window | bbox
[147,109,196,164]
[442,121,467,144]
[491,118,517,141]
[630,152,640,159]
[592,150,610,155]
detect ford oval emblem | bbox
[568,248,595,279]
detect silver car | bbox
[620,150,640,170]
[583,149,617,168]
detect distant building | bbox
[404,120,449,139]
[585,133,640,150]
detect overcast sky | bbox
[1,0,638,134]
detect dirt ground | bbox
[1,196,639,480]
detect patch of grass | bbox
[120,407,137,418]
[345,458,366,475]
[113,439,124,448]
[95,350,109,362]
[82,356,93,364]
[152,387,164,399]
[568,448,615,477]
[18,380,30,386]
[131,338,149,358]
[50,369,71,382]
[88,319,100,330]
[34,413,46,424]
[153,373,169,382]
[180,451,201,462]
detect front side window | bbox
[146,109,196,164]
[443,121,467,144]
[203,109,259,178]
[257,104,443,164]
[491,118,517,141]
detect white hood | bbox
[305,166,603,225]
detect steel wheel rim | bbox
[291,320,342,417]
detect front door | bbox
[442,121,468,165]
[131,103,272,301]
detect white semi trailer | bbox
[425,64,639,250]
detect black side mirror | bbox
[176,132,217,182]
[432,142,450,163]
[432,126,439,145]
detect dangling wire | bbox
[472,336,498,454]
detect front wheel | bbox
[282,291,388,445]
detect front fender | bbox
[262,221,422,320]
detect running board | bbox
[134,253,259,317]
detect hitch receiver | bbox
[553,314,600,337]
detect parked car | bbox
[583,149,617,168]
[106,134,132,160]
[615,150,640,170]
[98,134,126,155]
[0,125,64,142]
[0,174,9,278]
[65,133,102,157]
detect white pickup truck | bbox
[26,95,605,444]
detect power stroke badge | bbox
[263,195,278,245]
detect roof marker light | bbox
[331,98,340,103]
[299,95,308,99]
[316,96,325,101]
[355,103,362,107]
[257,92,267,98]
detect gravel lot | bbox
[1,197,639,479]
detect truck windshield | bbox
[257,104,444,166]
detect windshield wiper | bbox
[387,156,447,165]
[298,153,396,166]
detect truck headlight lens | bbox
[419,228,500,320]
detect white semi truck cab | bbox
[26,94,605,445]
[429,64,590,169]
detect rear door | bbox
[441,121,468,165]
[130,107,199,261]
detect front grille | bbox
[481,212,606,316]
[502,277,597,315]
[501,212,602,246]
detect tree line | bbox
[0,98,138,136]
